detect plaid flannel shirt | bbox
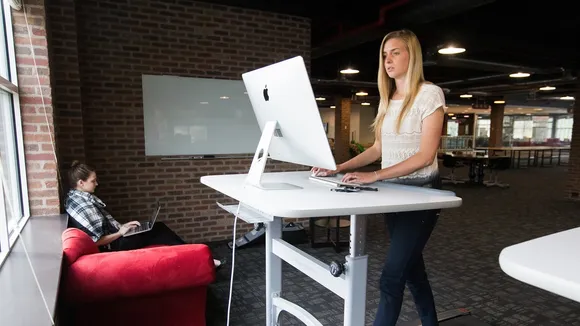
[65,189,121,242]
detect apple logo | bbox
[263,85,269,101]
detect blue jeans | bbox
[373,209,439,326]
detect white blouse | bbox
[381,83,446,186]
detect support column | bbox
[335,98,351,164]
[566,85,580,199]
[489,103,505,147]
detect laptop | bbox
[123,200,161,237]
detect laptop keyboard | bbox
[132,222,149,232]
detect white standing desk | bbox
[201,171,463,326]
[499,227,580,303]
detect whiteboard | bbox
[142,75,261,156]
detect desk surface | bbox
[201,171,462,218]
[499,227,580,303]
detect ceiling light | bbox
[315,97,326,101]
[361,102,370,106]
[451,116,457,120]
[438,46,466,55]
[220,96,229,99]
[534,108,543,111]
[509,72,530,78]
[448,113,454,116]
[330,105,336,109]
[539,86,556,91]
[200,101,209,104]
[560,96,575,100]
[340,68,359,74]
[460,94,472,98]
[494,100,505,104]
[355,91,368,96]
[525,113,532,116]
[464,115,469,118]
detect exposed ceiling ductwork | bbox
[424,57,565,75]
[312,0,497,59]
[453,76,578,95]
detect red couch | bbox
[59,228,216,326]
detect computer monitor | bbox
[241,56,336,190]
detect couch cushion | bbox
[62,228,99,265]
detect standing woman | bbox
[312,29,445,326]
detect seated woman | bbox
[64,161,224,268]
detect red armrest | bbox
[64,244,216,302]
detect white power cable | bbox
[226,202,241,326]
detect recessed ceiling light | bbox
[340,68,359,74]
[451,116,457,119]
[315,97,326,101]
[494,100,505,104]
[356,91,368,96]
[200,101,209,104]
[509,72,531,78]
[560,96,575,100]
[534,108,543,111]
[330,105,336,109]
[361,102,370,106]
[460,94,472,98]
[539,86,556,91]
[464,115,469,118]
[525,113,532,115]
[438,46,466,55]
[448,113,454,116]
[220,96,229,99]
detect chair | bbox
[485,157,511,188]
[441,154,465,184]
[58,228,216,326]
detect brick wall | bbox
[12,0,60,216]
[566,87,580,199]
[46,0,311,242]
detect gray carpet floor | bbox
[206,164,580,325]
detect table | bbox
[201,171,463,325]
[443,152,510,185]
[476,146,570,168]
[499,227,580,303]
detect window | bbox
[0,0,28,266]
[476,118,490,137]
[513,119,533,139]
[447,120,459,136]
[555,117,573,141]
[532,116,553,142]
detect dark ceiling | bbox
[208,0,579,111]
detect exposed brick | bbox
[12,0,59,217]
[45,0,311,242]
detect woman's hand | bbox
[311,163,343,177]
[118,221,141,235]
[341,171,379,185]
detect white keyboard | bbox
[308,174,361,187]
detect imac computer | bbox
[241,56,336,190]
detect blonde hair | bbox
[371,29,426,138]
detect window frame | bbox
[0,0,31,267]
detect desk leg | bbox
[266,218,282,326]
[344,214,368,326]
